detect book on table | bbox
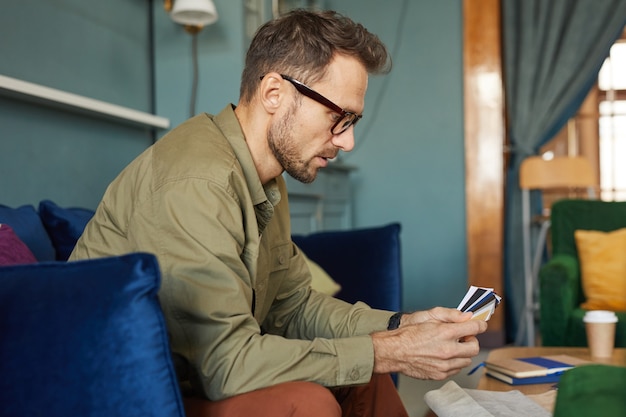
[484,354,589,385]
[485,368,564,385]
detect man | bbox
[71,9,487,417]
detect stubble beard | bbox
[268,104,318,184]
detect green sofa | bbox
[539,199,626,346]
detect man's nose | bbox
[331,127,355,152]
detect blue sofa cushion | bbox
[292,223,402,312]
[39,199,95,260]
[0,253,185,417]
[0,204,56,262]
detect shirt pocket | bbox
[270,242,291,273]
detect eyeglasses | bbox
[261,74,363,135]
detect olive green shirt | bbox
[70,105,393,400]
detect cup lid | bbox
[583,310,618,323]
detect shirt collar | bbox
[212,104,282,234]
[213,104,270,206]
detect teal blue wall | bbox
[0,0,155,209]
[328,1,468,310]
[153,1,245,129]
[1,0,467,311]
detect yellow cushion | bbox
[303,254,341,296]
[575,228,626,311]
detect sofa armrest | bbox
[539,254,581,346]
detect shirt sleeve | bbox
[262,243,393,340]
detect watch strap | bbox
[387,312,403,330]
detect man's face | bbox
[269,55,368,183]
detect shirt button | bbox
[278,255,286,265]
[350,369,360,381]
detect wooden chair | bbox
[516,156,596,346]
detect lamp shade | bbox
[170,0,218,26]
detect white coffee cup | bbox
[583,310,618,358]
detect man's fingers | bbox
[409,357,474,380]
[445,319,487,343]
[427,307,474,323]
[403,307,477,327]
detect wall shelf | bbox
[0,74,170,130]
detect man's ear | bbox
[258,72,284,114]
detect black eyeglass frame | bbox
[260,74,363,135]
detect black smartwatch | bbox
[387,312,403,330]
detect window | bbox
[541,30,626,203]
[598,41,626,201]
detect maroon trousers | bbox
[183,374,408,417]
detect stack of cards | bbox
[457,286,501,321]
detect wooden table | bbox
[478,346,626,395]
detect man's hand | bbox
[398,307,474,327]
[371,307,487,380]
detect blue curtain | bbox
[502,0,626,344]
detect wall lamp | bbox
[164,0,218,34]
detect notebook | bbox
[482,354,589,385]
[485,368,564,385]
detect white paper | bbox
[424,381,552,417]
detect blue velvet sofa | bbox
[0,200,402,415]
[292,223,402,312]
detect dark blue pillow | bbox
[38,200,95,260]
[292,223,402,312]
[0,204,56,262]
[0,253,185,417]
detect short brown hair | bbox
[239,9,391,103]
